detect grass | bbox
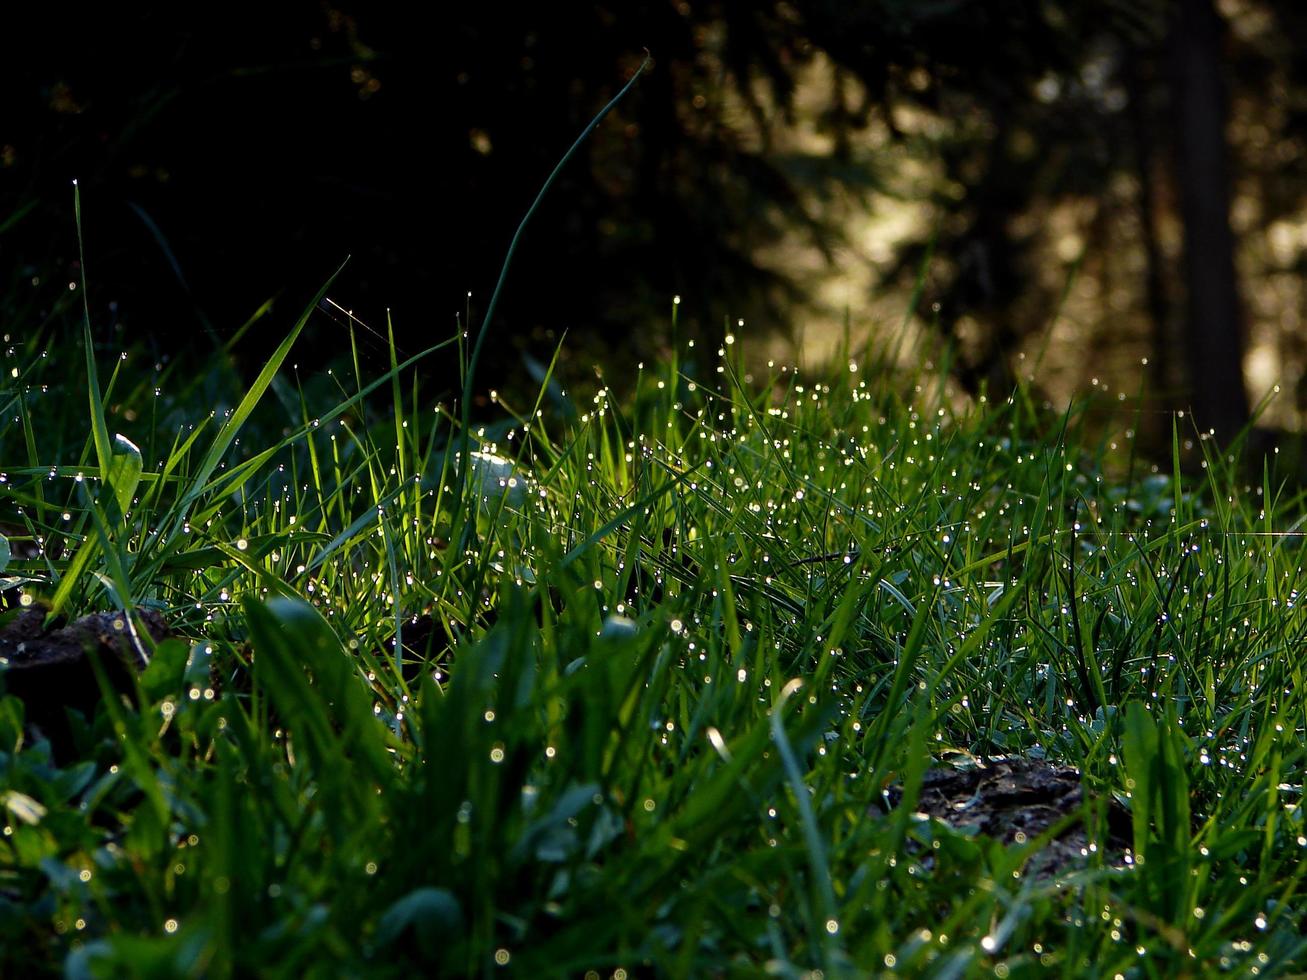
[2,269,1307,976]
[2,73,1306,973]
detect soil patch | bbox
[0,607,169,758]
[890,757,1132,877]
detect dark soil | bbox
[890,757,1133,877]
[0,607,170,758]
[382,613,451,685]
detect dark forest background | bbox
[5,0,1307,445]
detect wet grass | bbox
[2,274,1307,977]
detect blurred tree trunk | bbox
[1125,49,1174,404]
[1171,0,1251,440]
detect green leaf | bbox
[375,887,464,959]
[138,637,193,703]
[244,596,394,834]
[106,433,143,520]
[1121,700,1158,862]
[1157,705,1191,856]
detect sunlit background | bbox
[752,0,1307,438]
[6,0,1307,446]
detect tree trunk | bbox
[1125,48,1174,405]
[1171,0,1251,441]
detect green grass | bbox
[2,279,1307,977]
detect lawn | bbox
[2,253,1306,976]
